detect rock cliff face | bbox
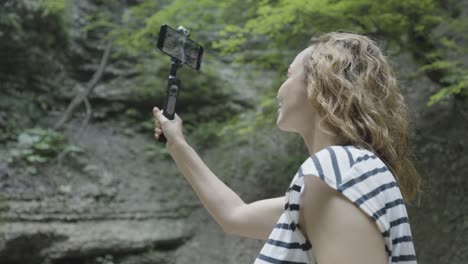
[0,119,199,264]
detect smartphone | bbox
[157,24,204,70]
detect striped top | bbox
[254,145,417,264]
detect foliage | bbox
[0,92,50,143]
[7,128,83,174]
[424,63,468,106]
[108,0,467,147]
[212,0,467,106]
[144,144,170,161]
[95,255,114,264]
[421,32,468,106]
[0,0,69,91]
[0,0,70,144]
[72,1,251,130]
[219,86,283,139]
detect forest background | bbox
[0,0,467,263]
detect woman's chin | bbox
[277,118,295,133]
[276,111,290,132]
[276,114,281,127]
[276,117,286,131]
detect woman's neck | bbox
[301,124,339,156]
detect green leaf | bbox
[26,155,48,163]
[64,145,83,153]
[83,164,98,174]
[34,142,51,150]
[18,133,40,146]
[419,60,455,72]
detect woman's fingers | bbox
[154,120,161,129]
[153,107,168,131]
[153,107,168,123]
[154,127,161,139]
[152,106,185,144]
[153,107,160,117]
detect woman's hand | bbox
[153,106,186,149]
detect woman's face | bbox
[276,47,318,133]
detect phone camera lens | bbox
[177,26,189,36]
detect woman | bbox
[153,32,421,264]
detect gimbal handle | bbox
[158,59,182,143]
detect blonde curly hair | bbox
[305,32,421,203]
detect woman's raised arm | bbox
[153,107,283,240]
[168,140,284,240]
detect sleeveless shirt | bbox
[254,145,417,264]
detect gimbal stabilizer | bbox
[156,25,203,143]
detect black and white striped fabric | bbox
[254,145,417,264]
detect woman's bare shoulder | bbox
[299,175,388,264]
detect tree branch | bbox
[54,40,113,130]
[76,96,92,140]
